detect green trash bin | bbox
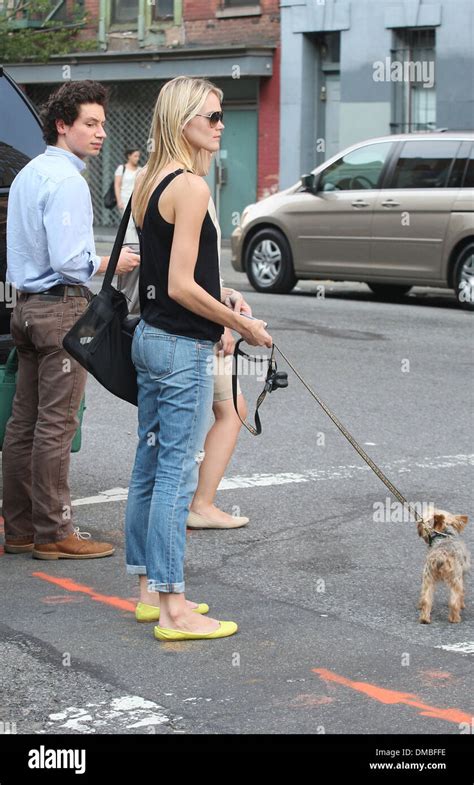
[0,348,85,452]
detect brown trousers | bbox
[2,293,89,544]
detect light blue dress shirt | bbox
[6,145,101,292]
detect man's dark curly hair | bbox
[40,80,109,145]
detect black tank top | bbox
[138,168,223,343]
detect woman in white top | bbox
[114,148,142,244]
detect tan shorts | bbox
[213,350,241,403]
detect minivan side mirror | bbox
[301,173,320,194]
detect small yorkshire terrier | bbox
[417,509,470,624]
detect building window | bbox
[316,31,340,66]
[152,0,173,20]
[222,0,258,6]
[391,28,436,133]
[1,0,68,27]
[111,0,138,24]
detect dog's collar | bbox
[428,530,454,547]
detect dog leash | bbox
[232,339,432,538]
[231,342,288,436]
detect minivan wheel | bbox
[453,244,474,310]
[245,228,297,293]
[367,283,411,300]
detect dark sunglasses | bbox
[195,110,224,127]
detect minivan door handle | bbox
[351,199,369,208]
[381,200,400,207]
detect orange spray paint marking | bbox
[32,572,135,612]
[312,668,472,726]
[421,670,453,681]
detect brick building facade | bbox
[5,0,281,235]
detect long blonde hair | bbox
[133,76,223,227]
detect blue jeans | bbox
[125,321,215,592]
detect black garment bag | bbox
[63,197,139,405]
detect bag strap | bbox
[102,195,133,292]
[105,169,187,290]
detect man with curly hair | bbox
[3,80,139,559]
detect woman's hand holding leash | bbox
[221,286,271,347]
[237,313,272,348]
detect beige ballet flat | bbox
[186,511,249,529]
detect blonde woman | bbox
[118,149,251,527]
[125,76,272,641]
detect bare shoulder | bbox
[173,171,210,207]
[158,169,210,225]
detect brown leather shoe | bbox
[32,528,115,560]
[4,538,34,554]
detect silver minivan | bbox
[231,132,474,309]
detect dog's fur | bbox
[417,509,470,624]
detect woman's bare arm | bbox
[167,173,271,347]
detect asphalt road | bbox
[0,250,472,746]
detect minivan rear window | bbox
[462,145,474,188]
[389,140,460,188]
[447,141,472,188]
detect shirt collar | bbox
[45,145,86,172]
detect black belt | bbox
[23,285,92,300]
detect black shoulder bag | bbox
[62,197,139,406]
[103,164,124,209]
[103,179,117,209]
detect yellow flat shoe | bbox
[135,601,209,623]
[154,621,238,641]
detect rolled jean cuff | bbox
[147,579,185,594]
[126,564,147,576]
[125,566,185,593]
